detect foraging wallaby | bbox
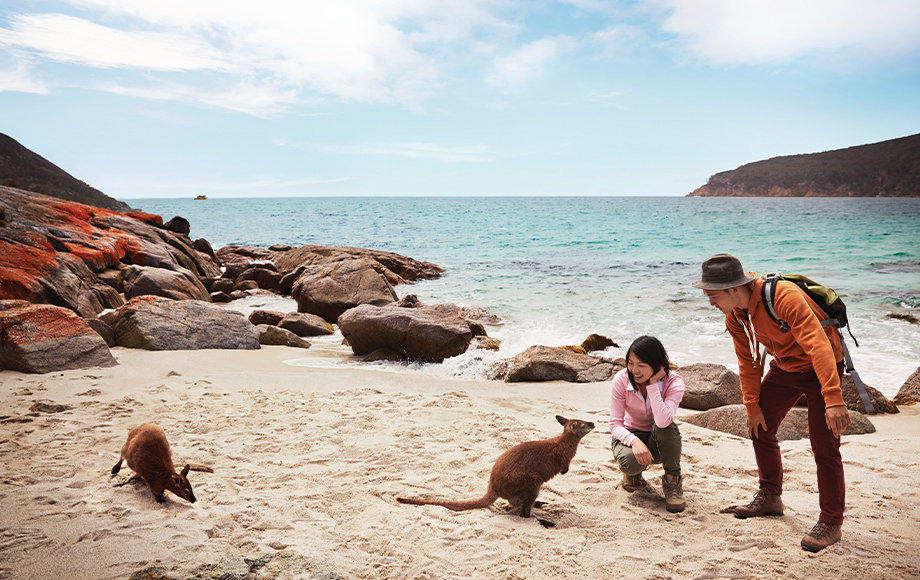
[397,415,595,518]
[111,423,203,503]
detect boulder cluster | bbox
[1,186,915,425]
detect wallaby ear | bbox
[556,415,567,425]
[181,464,190,477]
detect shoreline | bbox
[2,347,919,579]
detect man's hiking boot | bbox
[733,488,783,519]
[801,520,842,552]
[622,472,651,493]
[662,473,686,513]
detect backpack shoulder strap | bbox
[761,273,790,332]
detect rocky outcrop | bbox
[0,300,117,372]
[338,295,472,363]
[293,258,398,323]
[99,296,259,351]
[249,309,285,326]
[682,405,875,441]
[128,550,341,580]
[491,345,623,383]
[893,367,920,406]
[559,333,619,355]
[688,133,920,198]
[0,187,220,317]
[678,363,743,410]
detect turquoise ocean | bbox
[131,197,920,397]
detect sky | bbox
[1,1,919,199]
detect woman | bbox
[610,335,686,512]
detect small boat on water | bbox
[194,195,207,200]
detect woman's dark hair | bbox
[626,335,671,388]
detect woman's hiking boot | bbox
[733,488,783,519]
[662,473,686,513]
[622,472,651,493]
[801,520,842,552]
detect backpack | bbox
[761,273,874,414]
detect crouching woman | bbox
[610,335,686,512]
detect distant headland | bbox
[0,132,134,212]
[688,133,920,198]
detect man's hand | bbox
[631,439,653,465]
[747,413,767,439]
[825,405,851,438]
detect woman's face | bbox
[627,354,656,386]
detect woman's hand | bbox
[647,367,667,385]
[631,439,653,465]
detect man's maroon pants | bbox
[753,360,846,526]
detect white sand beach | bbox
[1,345,918,580]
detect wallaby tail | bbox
[185,463,214,473]
[396,491,497,512]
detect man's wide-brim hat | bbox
[692,254,756,290]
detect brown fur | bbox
[111,423,198,503]
[397,415,595,518]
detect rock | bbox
[338,295,472,363]
[893,366,920,406]
[237,266,283,292]
[293,258,398,323]
[0,302,117,373]
[210,291,231,303]
[211,278,235,294]
[29,400,74,413]
[841,375,898,415]
[128,550,342,580]
[0,186,222,316]
[494,345,620,383]
[163,216,190,236]
[278,312,334,336]
[885,312,920,324]
[122,264,211,302]
[677,363,744,410]
[235,279,259,291]
[459,305,503,325]
[249,309,285,326]
[99,296,259,350]
[257,325,311,348]
[85,317,116,347]
[469,335,501,351]
[682,405,875,441]
[274,244,443,284]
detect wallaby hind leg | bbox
[518,491,541,518]
[111,459,123,475]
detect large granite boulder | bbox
[249,309,285,326]
[122,265,210,302]
[99,296,259,350]
[338,295,472,363]
[893,366,920,406]
[678,363,743,410]
[0,186,220,317]
[491,345,622,383]
[0,300,117,372]
[682,404,875,441]
[274,244,443,285]
[293,258,398,323]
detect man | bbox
[692,254,851,552]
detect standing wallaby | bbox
[397,415,595,518]
[112,423,199,503]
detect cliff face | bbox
[688,133,920,198]
[0,133,133,212]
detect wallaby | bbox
[111,423,210,503]
[397,415,595,518]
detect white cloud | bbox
[282,139,494,163]
[0,62,48,94]
[0,14,231,71]
[0,0,517,113]
[486,35,576,86]
[650,0,920,65]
